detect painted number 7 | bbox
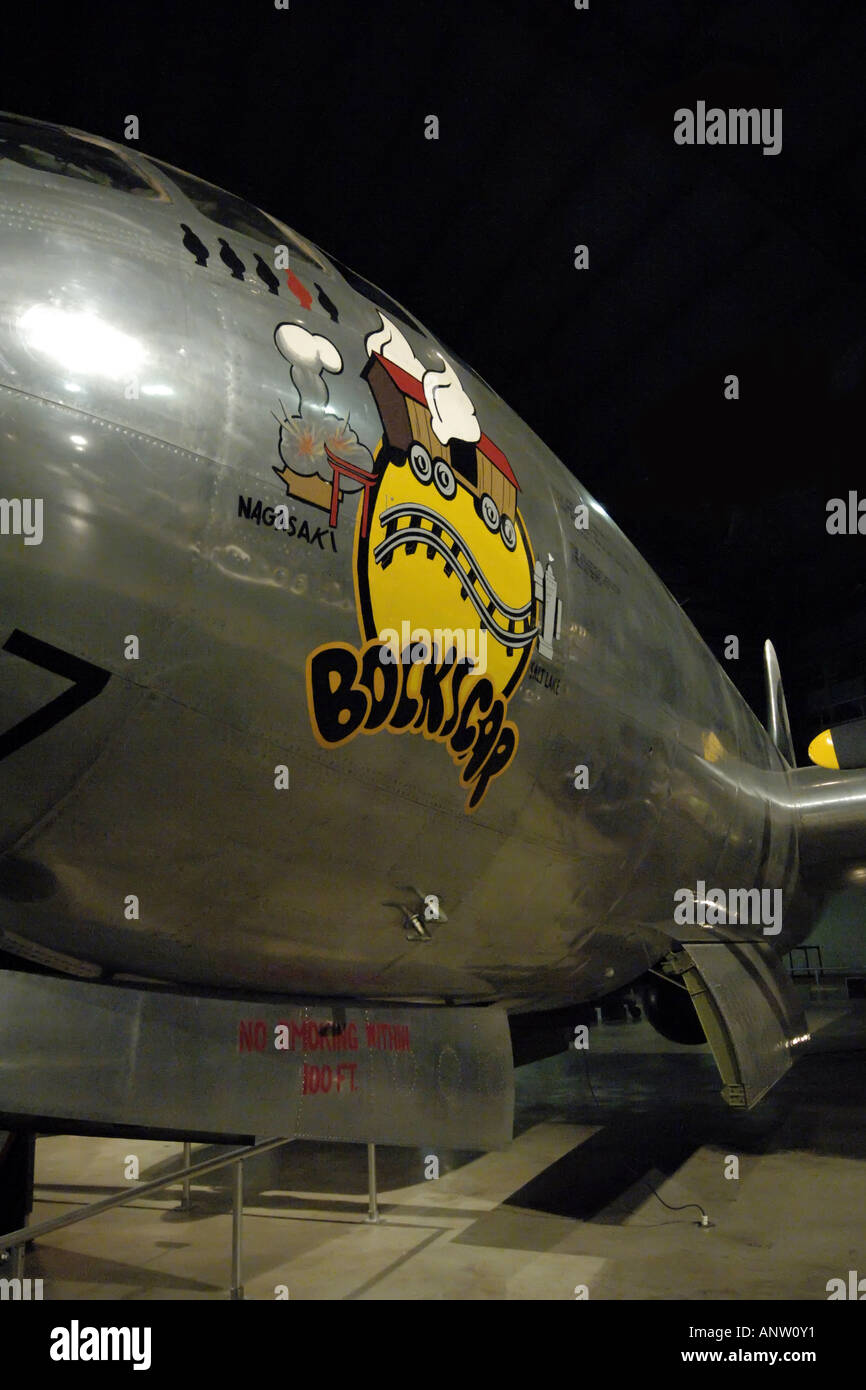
[0,629,111,761]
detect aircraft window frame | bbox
[73,133,171,201]
[150,159,328,272]
[327,253,427,336]
[0,120,163,197]
[266,215,331,274]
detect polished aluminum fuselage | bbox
[0,120,813,1004]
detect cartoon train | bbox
[327,350,542,702]
[360,353,521,552]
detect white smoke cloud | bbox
[274,323,372,488]
[364,312,424,379]
[423,358,481,445]
[275,323,342,373]
[274,323,342,412]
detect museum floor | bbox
[22,996,866,1300]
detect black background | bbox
[5,0,865,755]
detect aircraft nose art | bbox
[304,314,564,813]
[359,355,537,701]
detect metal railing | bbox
[787,944,824,985]
[1,1135,382,1299]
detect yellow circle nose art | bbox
[356,449,536,700]
[303,334,546,814]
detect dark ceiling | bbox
[5,0,865,755]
